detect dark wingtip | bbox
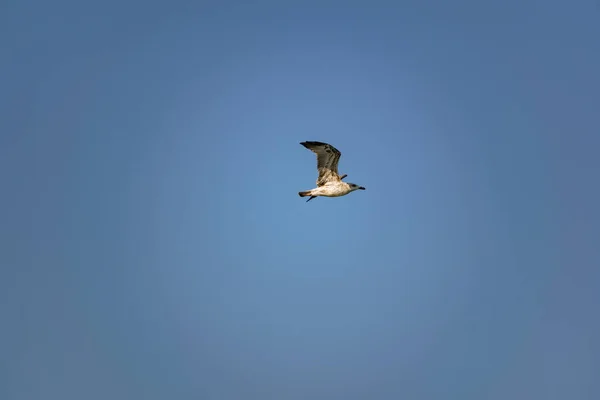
[300,141,326,147]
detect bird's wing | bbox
[300,141,342,186]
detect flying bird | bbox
[298,141,366,202]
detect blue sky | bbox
[2,1,599,399]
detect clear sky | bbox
[2,1,599,399]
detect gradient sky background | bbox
[2,1,599,399]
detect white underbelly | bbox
[318,184,350,197]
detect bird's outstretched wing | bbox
[300,141,342,186]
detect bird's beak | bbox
[359,186,366,190]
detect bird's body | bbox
[300,181,354,198]
[298,141,365,202]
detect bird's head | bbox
[349,183,366,192]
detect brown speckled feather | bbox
[300,141,342,187]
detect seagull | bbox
[298,141,366,202]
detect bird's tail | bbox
[298,191,311,197]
